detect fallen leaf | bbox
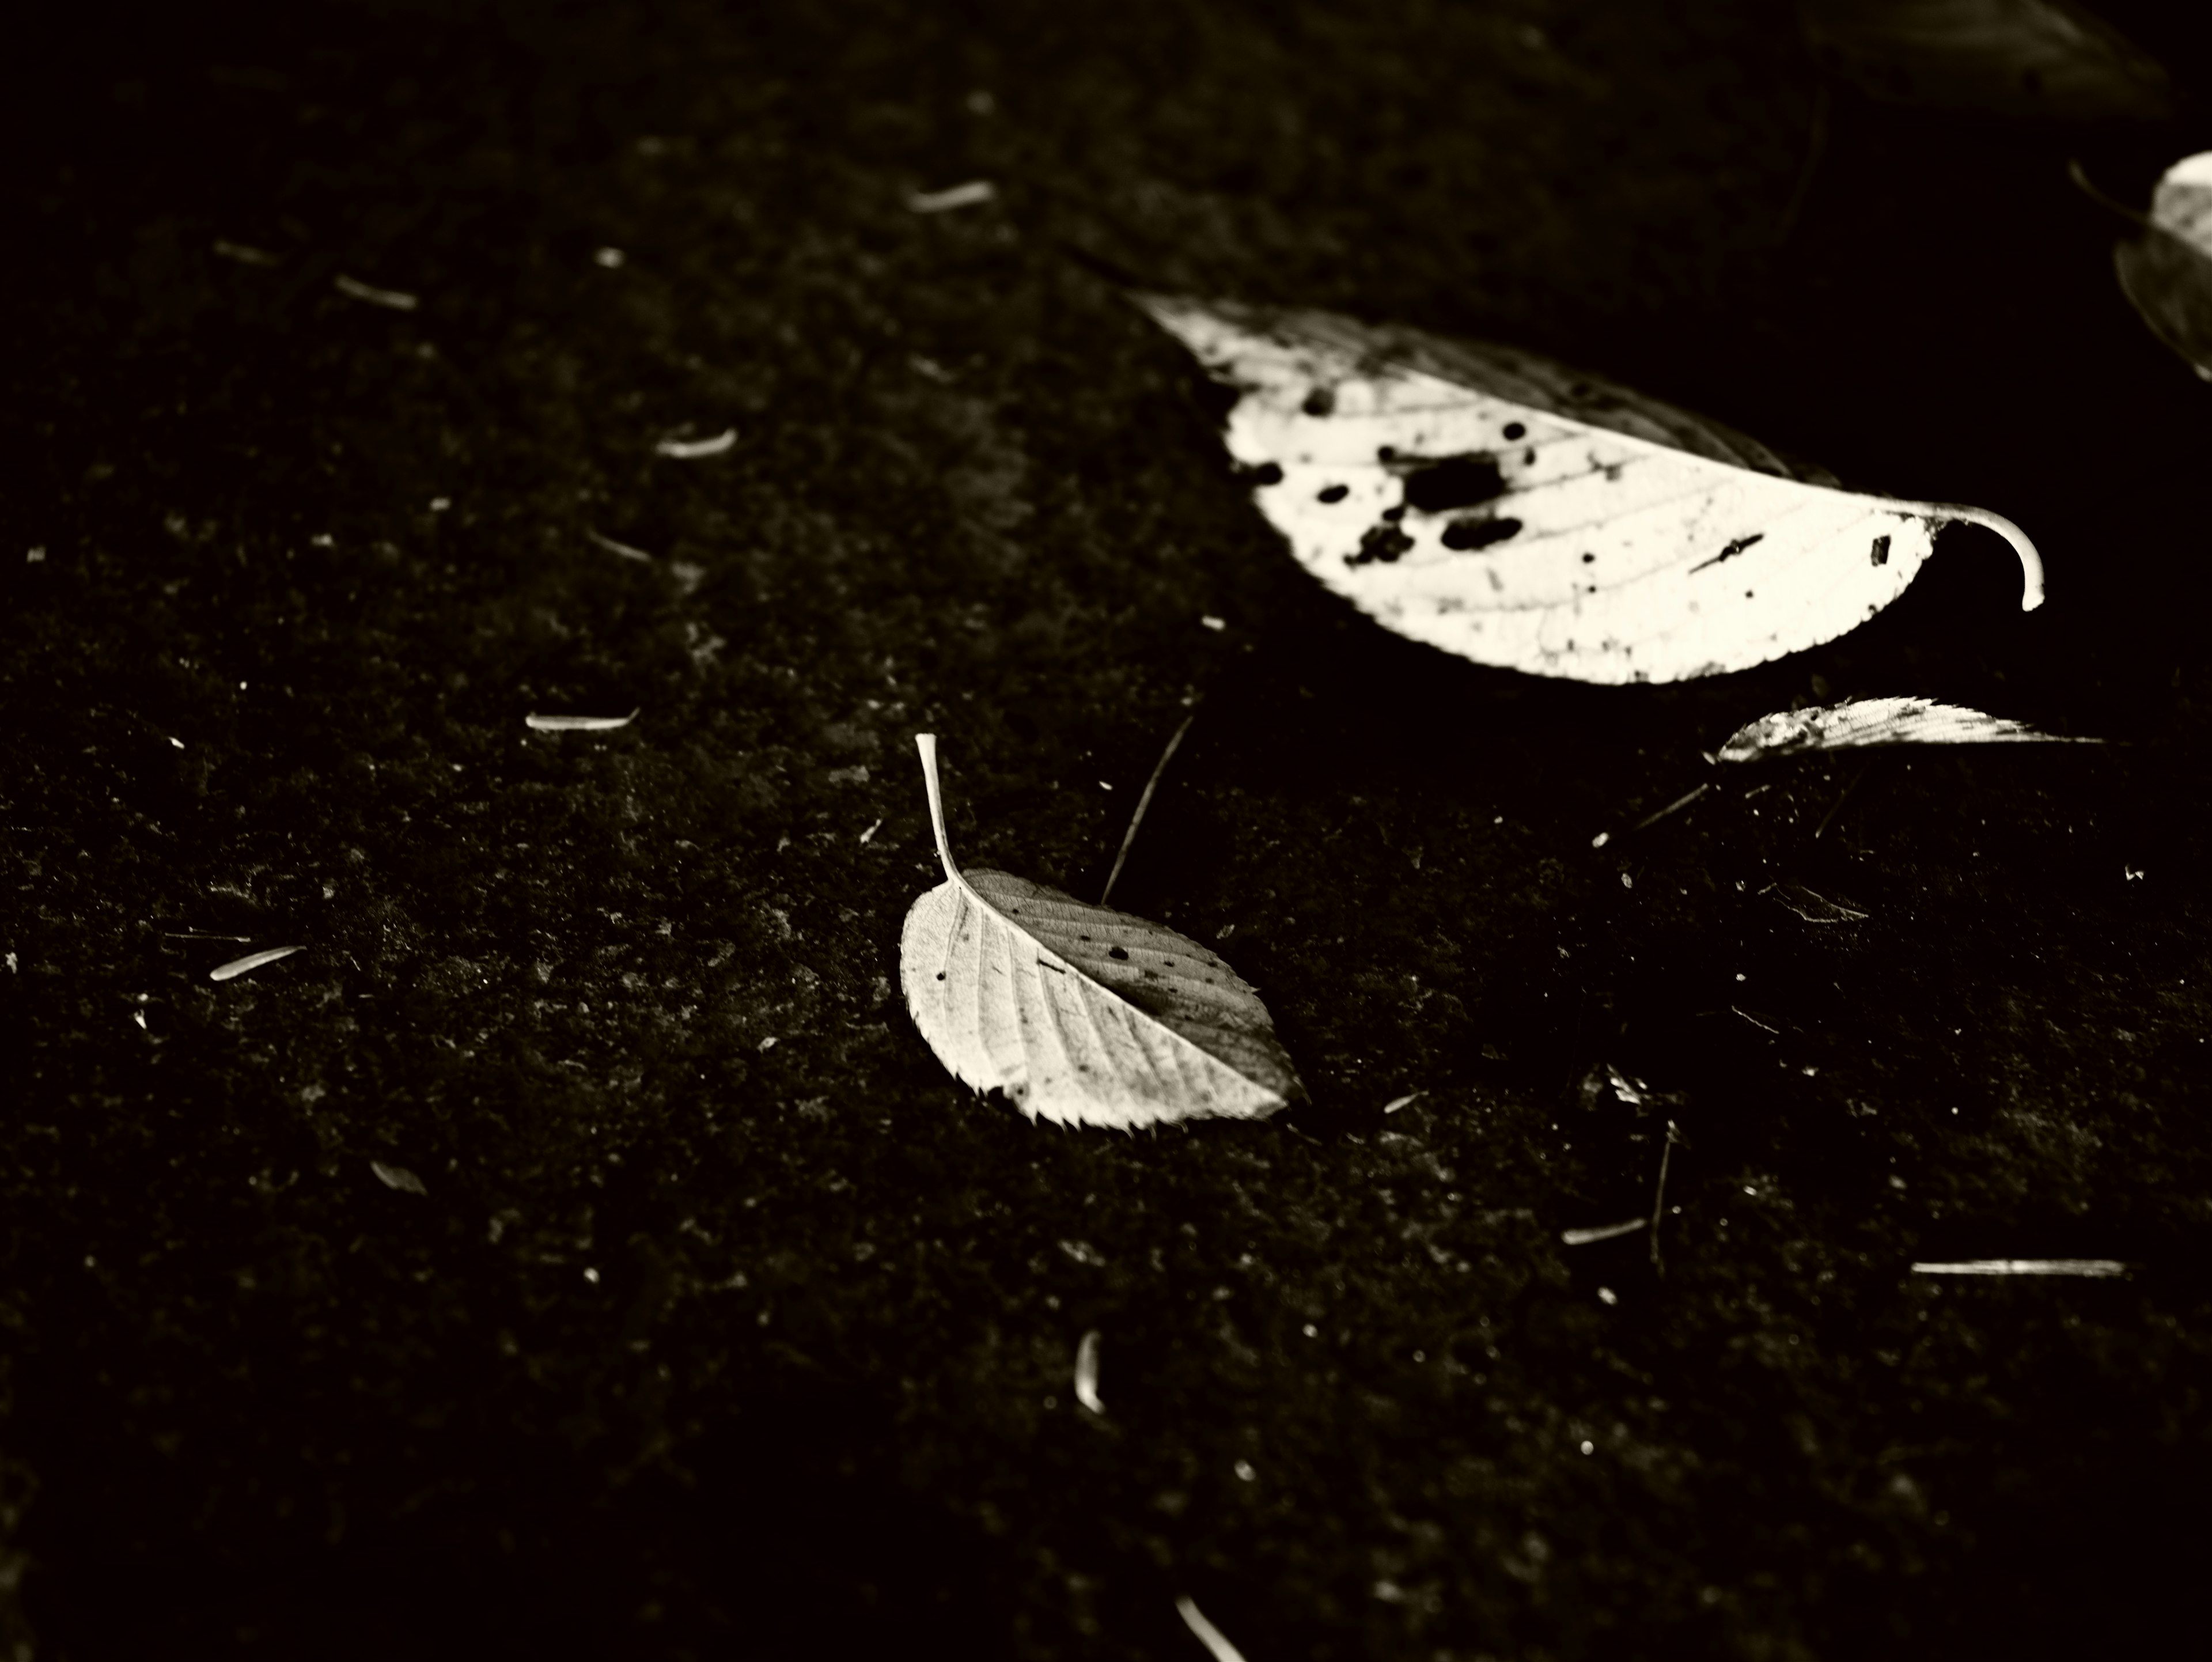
[907,180,996,213]
[1800,0,2172,120]
[525,708,640,731]
[654,429,737,459]
[2108,152,2212,381]
[1716,695,2100,759]
[371,1161,428,1195]
[1139,297,2043,684]
[209,945,304,982]
[1766,880,1872,922]
[899,734,1300,1128]
[1074,1330,1105,1413]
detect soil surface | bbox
[5,2,2210,1658]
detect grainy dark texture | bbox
[4,2,2210,1659]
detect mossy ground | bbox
[4,2,2210,1657]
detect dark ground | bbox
[5,1,2211,1657]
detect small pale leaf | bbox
[898,735,1300,1129]
[1139,297,2042,684]
[1718,696,2101,760]
[372,1161,428,1195]
[209,944,304,982]
[525,708,640,731]
[1801,0,2172,120]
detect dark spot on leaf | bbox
[1398,453,1506,513]
[1503,422,1525,440]
[1381,505,1404,523]
[1377,444,1397,461]
[1441,517,1523,551]
[1078,934,1090,941]
[1246,461,1283,486]
[1317,483,1349,503]
[1581,552,1596,564]
[1302,386,1336,417]
[1689,532,1764,574]
[1870,534,1891,567]
[935,972,945,980]
[1524,448,1536,465]
[1109,946,1129,960]
[1349,523,1415,565]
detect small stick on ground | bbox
[1776,77,1831,246]
[1100,710,1196,907]
[1813,758,1874,840]
[1650,1119,1684,1273]
[1636,782,1710,832]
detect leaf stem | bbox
[1905,503,2045,611]
[914,733,963,885]
[1100,711,1196,907]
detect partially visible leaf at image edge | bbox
[1800,0,2172,120]
[2106,152,2212,383]
[1140,296,2043,686]
[1717,695,2103,760]
[898,735,1300,1129]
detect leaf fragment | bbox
[1716,695,2100,760]
[209,944,303,982]
[1139,296,2042,684]
[654,429,737,459]
[2109,152,2212,382]
[1801,0,2172,120]
[372,1161,428,1195]
[898,735,1300,1129]
[525,708,640,731]
[1074,1330,1105,1413]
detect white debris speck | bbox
[1381,1092,1422,1114]
[594,247,626,267]
[757,1036,777,1051]
[1200,615,1227,631]
[209,945,304,982]
[26,547,46,563]
[859,817,883,843]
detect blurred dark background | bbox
[4,2,2210,1657]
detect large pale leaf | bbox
[1800,0,2172,120]
[1139,297,2043,685]
[1716,695,2101,760]
[898,735,1299,1129]
[2112,152,2212,382]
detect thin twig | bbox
[1812,758,1873,840]
[1099,711,1195,907]
[1777,76,1831,247]
[1635,782,1711,832]
[1650,1120,1683,1273]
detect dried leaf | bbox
[1073,1330,1105,1413]
[1717,695,2100,760]
[654,429,737,459]
[525,708,640,731]
[1800,0,2172,120]
[1141,297,2043,684]
[2112,152,2212,382]
[209,944,303,982]
[1766,880,1872,922]
[899,735,1300,1128]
